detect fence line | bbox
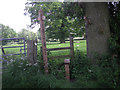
[0,38,26,56]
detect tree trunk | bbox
[60,39,65,43]
[84,3,111,63]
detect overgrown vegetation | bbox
[1,2,120,88]
[2,48,120,88]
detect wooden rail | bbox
[40,35,74,60]
[47,47,70,51]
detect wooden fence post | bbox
[38,9,48,74]
[64,59,70,81]
[70,34,74,61]
[33,40,37,63]
[27,40,34,64]
[27,40,37,64]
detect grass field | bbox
[1,40,87,61]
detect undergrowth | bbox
[2,49,120,88]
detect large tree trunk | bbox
[60,39,65,43]
[84,3,111,63]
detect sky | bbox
[0,0,116,33]
[0,0,39,33]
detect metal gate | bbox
[0,38,26,57]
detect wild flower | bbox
[38,70,40,72]
[33,63,38,66]
[21,57,24,60]
[26,64,29,66]
[28,63,32,66]
[7,62,9,65]
[76,45,79,47]
[35,43,37,46]
[88,69,92,72]
[18,66,22,68]
[10,59,14,63]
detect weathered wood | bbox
[27,40,37,64]
[39,9,48,74]
[33,40,37,63]
[47,47,70,51]
[23,38,26,56]
[70,34,74,61]
[64,59,70,81]
[49,55,70,59]
[27,40,34,64]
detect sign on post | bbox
[38,9,48,74]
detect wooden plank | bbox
[27,40,34,64]
[49,55,70,59]
[47,47,70,51]
[38,9,48,74]
[33,40,37,63]
[27,40,37,64]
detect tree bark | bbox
[60,39,65,43]
[84,3,111,63]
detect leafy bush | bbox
[2,56,74,88]
[70,49,120,88]
[2,49,120,88]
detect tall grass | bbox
[2,49,120,88]
[2,40,120,88]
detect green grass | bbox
[2,40,120,88]
[1,40,87,57]
[1,40,86,66]
[46,40,86,55]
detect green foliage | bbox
[17,28,37,42]
[2,56,74,88]
[70,49,120,88]
[3,50,120,88]
[24,2,85,42]
[70,49,91,79]
[108,2,120,59]
[0,23,17,45]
